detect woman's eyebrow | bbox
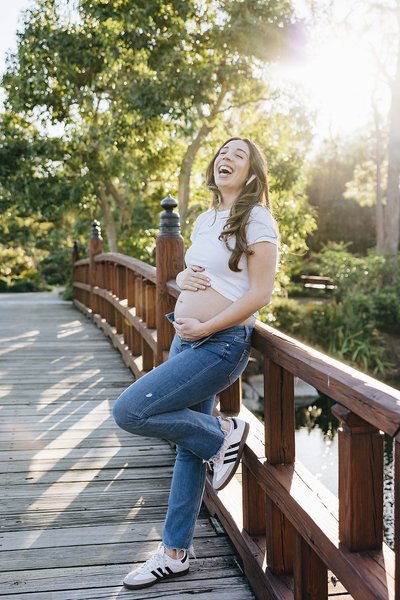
[221,146,248,156]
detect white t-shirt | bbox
[184,205,278,313]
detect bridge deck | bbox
[0,292,254,599]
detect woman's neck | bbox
[218,189,238,211]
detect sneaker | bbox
[123,542,189,590]
[212,417,249,491]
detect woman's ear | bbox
[246,174,256,185]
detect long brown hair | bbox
[205,137,271,272]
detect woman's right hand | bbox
[176,266,211,291]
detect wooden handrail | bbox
[71,202,399,600]
[94,252,157,283]
[252,322,400,436]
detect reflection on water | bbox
[294,394,394,549]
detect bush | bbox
[373,289,400,333]
[0,244,50,292]
[39,249,72,285]
[263,293,389,376]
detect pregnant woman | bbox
[113,136,279,590]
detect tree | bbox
[3,0,295,243]
[383,0,400,255]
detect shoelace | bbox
[212,437,230,472]
[138,544,166,574]
[203,418,233,471]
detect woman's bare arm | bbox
[173,241,277,339]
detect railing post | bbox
[293,532,327,600]
[332,403,384,551]
[264,358,295,575]
[71,241,79,301]
[155,194,184,365]
[219,378,242,415]
[89,220,103,316]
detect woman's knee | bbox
[112,391,141,431]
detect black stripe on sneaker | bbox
[228,441,240,449]
[225,449,238,457]
[165,566,173,574]
[157,568,165,575]
[180,554,187,563]
[223,457,237,464]
[232,418,238,429]
[151,570,162,579]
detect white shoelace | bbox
[137,543,166,574]
[205,418,234,472]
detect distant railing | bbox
[72,195,400,600]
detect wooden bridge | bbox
[1,195,400,599]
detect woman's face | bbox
[213,139,251,195]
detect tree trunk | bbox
[99,184,118,252]
[178,122,213,231]
[382,11,400,255]
[178,86,228,232]
[104,176,129,227]
[372,99,385,254]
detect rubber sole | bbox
[123,566,190,590]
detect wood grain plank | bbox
[0,292,254,600]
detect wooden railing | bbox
[72,196,400,600]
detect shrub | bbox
[372,289,400,333]
[38,249,72,285]
[263,293,389,376]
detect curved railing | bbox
[72,197,400,600]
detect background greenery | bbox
[1,0,399,385]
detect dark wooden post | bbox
[264,358,295,575]
[155,194,184,365]
[219,378,242,415]
[89,220,103,316]
[242,462,266,536]
[265,359,295,465]
[293,532,327,599]
[71,241,79,301]
[332,403,384,551]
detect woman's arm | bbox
[173,241,278,339]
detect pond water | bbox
[294,394,395,549]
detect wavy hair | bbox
[205,137,271,272]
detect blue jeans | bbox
[112,312,253,552]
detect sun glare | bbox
[270,29,390,138]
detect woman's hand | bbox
[173,317,209,341]
[176,266,211,291]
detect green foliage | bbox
[266,247,400,376]
[263,293,389,376]
[0,244,48,292]
[0,0,316,297]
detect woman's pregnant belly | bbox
[174,288,255,326]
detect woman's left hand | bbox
[173,317,209,341]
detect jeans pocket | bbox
[191,334,214,349]
[228,348,251,385]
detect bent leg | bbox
[112,340,232,460]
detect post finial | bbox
[91,220,102,240]
[159,194,180,236]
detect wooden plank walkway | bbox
[0,291,255,599]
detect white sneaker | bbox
[123,543,189,589]
[212,417,249,491]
